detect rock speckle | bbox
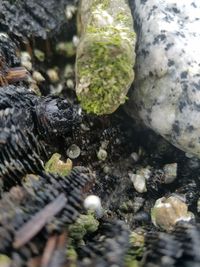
[127,0,200,158]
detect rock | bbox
[127,0,200,158]
[76,0,136,115]
[163,163,177,184]
[151,195,194,231]
[129,167,151,193]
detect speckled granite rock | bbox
[127,0,200,158]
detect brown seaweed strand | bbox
[13,193,67,248]
[5,67,29,83]
[41,235,58,267]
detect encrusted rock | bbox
[76,0,136,115]
[127,0,200,158]
[151,195,194,231]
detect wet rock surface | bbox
[127,0,200,158]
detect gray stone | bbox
[127,0,200,157]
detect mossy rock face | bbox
[76,0,136,115]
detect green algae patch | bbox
[45,153,72,176]
[76,0,136,115]
[125,231,145,267]
[0,254,11,267]
[69,213,99,244]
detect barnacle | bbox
[0,167,94,259]
[76,0,136,115]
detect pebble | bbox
[66,79,74,89]
[197,198,200,213]
[163,163,177,184]
[32,71,45,83]
[47,69,59,83]
[20,51,32,71]
[129,167,151,193]
[151,195,194,231]
[34,49,45,62]
[130,152,139,163]
[65,4,77,20]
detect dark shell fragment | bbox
[0,85,82,187]
[0,33,20,67]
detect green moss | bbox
[69,213,99,244]
[56,42,76,57]
[67,247,78,267]
[125,258,140,267]
[116,11,131,25]
[76,30,134,114]
[124,231,145,267]
[76,0,136,115]
[92,0,109,10]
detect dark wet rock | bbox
[0,123,47,188]
[0,0,76,39]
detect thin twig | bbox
[13,193,67,249]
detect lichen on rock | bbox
[76,0,136,115]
